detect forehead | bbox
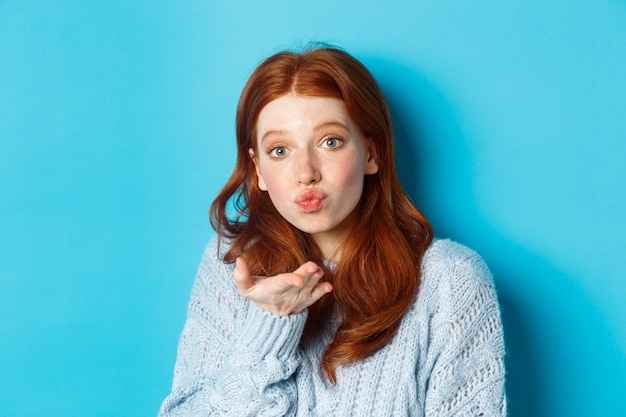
[256,94,354,139]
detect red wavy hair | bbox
[210,46,433,384]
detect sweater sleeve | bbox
[158,238,308,417]
[423,241,506,417]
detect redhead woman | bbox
[158,47,506,416]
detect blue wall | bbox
[1,1,625,415]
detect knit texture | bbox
[158,238,506,416]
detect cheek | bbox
[336,159,366,189]
[258,166,284,195]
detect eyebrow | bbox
[260,129,287,144]
[260,121,351,144]
[314,121,350,132]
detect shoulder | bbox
[418,241,506,415]
[422,239,493,287]
[196,235,235,277]
[418,239,497,318]
[192,235,240,306]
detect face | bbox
[250,94,378,259]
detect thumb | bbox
[233,257,254,293]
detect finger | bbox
[305,265,324,288]
[293,261,321,276]
[276,262,316,288]
[280,272,305,288]
[293,261,323,282]
[274,267,320,291]
[303,269,324,288]
[233,257,254,293]
[310,282,333,301]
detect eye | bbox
[269,146,287,158]
[322,137,343,149]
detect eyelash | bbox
[268,145,287,158]
[266,137,344,158]
[322,137,343,148]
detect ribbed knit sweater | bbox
[158,237,506,416]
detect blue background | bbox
[1,1,625,415]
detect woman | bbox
[159,46,506,416]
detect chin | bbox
[293,222,337,236]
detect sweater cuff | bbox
[231,302,308,362]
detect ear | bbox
[248,148,268,191]
[364,139,379,175]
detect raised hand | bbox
[233,257,333,316]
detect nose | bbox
[296,150,321,185]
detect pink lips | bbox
[295,189,327,212]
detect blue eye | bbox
[322,138,342,149]
[269,146,287,157]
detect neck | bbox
[311,207,362,261]
[316,240,341,262]
[311,230,347,262]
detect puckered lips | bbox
[295,189,327,212]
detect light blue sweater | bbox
[158,237,506,416]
